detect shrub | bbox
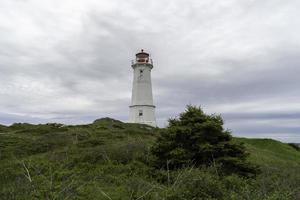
[151,105,259,177]
[0,124,7,132]
[288,143,300,151]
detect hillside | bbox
[235,138,300,167]
[0,118,299,199]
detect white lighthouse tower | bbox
[129,49,156,127]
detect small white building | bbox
[129,50,157,127]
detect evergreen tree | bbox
[151,105,259,177]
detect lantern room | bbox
[135,49,150,63]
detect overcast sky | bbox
[0,0,299,142]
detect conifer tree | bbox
[151,105,259,177]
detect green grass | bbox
[0,118,299,199]
[235,138,300,167]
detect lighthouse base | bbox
[129,105,156,127]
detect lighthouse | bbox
[129,49,157,127]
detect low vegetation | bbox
[0,108,299,199]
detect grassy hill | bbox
[235,138,300,167]
[0,118,299,200]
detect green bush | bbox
[0,124,7,132]
[288,143,300,151]
[151,105,259,177]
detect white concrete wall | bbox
[129,63,156,127]
[129,105,156,127]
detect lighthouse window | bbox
[139,110,143,116]
[140,69,143,74]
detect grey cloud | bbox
[0,0,300,142]
[223,112,300,121]
[155,48,300,106]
